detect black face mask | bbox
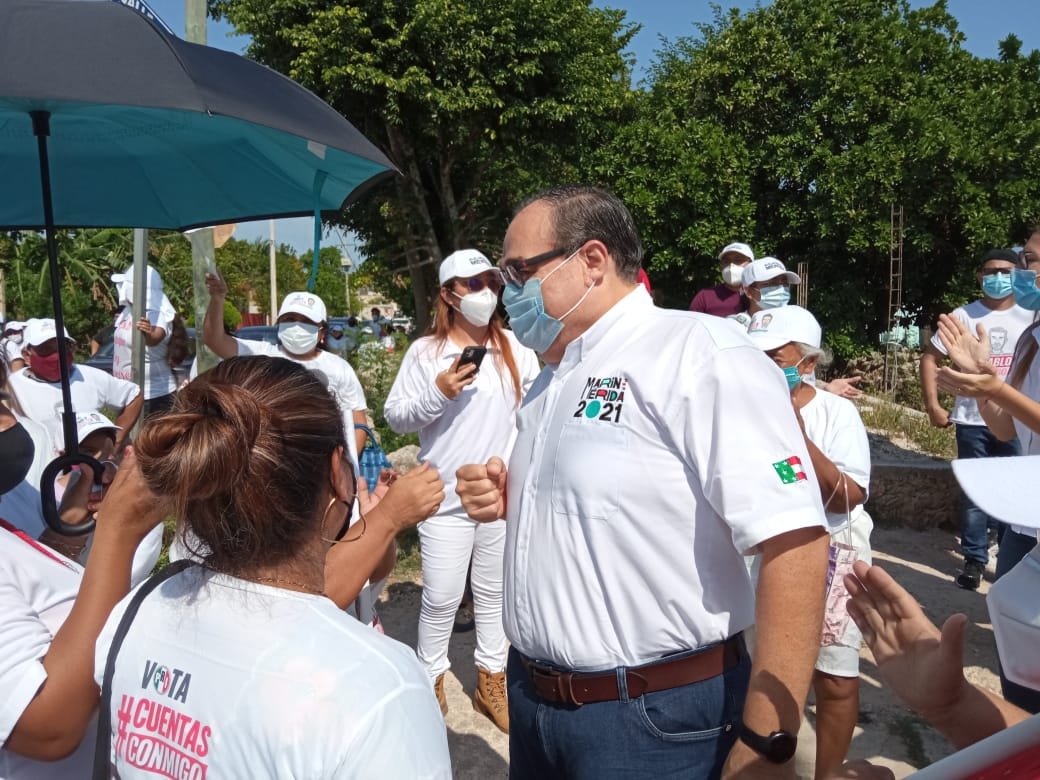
[0,422,34,495]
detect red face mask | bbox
[29,352,65,382]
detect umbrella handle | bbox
[41,454,104,536]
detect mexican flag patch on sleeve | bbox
[772,455,807,484]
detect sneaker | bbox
[956,559,984,591]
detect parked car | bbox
[234,325,279,346]
[84,327,197,385]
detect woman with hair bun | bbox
[94,356,450,779]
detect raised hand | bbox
[844,560,970,720]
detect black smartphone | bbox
[458,345,487,373]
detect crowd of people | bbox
[0,185,1038,779]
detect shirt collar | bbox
[557,285,652,372]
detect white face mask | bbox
[8,333,22,345]
[721,263,745,286]
[454,288,499,327]
[987,542,1040,689]
[278,322,320,356]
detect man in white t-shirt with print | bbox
[8,319,142,457]
[920,248,1033,590]
[457,185,829,779]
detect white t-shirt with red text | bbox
[95,566,450,779]
[930,301,1034,426]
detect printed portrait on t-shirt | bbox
[990,327,1009,355]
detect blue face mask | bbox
[982,272,1013,301]
[757,285,790,309]
[782,364,802,392]
[503,249,593,354]
[780,356,808,392]
[1012,268,1040,311]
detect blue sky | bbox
[142,0,1038,254]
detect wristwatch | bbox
[738,722,797,764]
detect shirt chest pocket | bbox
[551,422,628,520]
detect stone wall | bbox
[867,459,960,530]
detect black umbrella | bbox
[0,0,398,533]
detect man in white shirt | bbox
[9,319,141,456]
[457,185,829,779]
[919,248,1032,590]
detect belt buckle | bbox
[527,662,582,707]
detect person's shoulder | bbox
[810,388,863,424]
[960,300,989,319]
[651,306,752,351]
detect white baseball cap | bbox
[75,411,121,443]
[717,242,754,262]
[439,249,503,286]
[741,257,801,287]
[24,318,73,347]
[952,456,1040,530]
[3,320,24,333]
[747,305,821,351]
[278,292,327,323]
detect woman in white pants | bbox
[385,249,539,733]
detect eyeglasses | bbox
[455,275,504,294]
[501,247,568,287]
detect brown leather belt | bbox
[518,634,743,707]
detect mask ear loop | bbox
[321,464,364,544]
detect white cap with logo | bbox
[439,249,504,286]
[24,318,73,347]
[278,292,327,324]
[742,257,801,287]
[717,242,755,262]
[747,305,821,351]
[75,411,121,443]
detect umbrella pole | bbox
[30,111,78,457]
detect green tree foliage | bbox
[627,0,1040,354]
[208,0,638,330]
[2,229,305,350]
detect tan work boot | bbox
[433,673,448,716]
[473,667,509,733]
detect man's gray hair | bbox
[518,185,644,283]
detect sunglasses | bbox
[454,275,504,294]
[501,247,568,287]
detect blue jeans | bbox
[995,529,1040,713]
[956,425,1020,564]
[506,641,751,780]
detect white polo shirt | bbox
[930,301,1033,426]
[504,287,827,671]
[8,365,140,457]
[384,332,539,517]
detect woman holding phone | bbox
[385,249,539,732]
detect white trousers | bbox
[416,514,507,678]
